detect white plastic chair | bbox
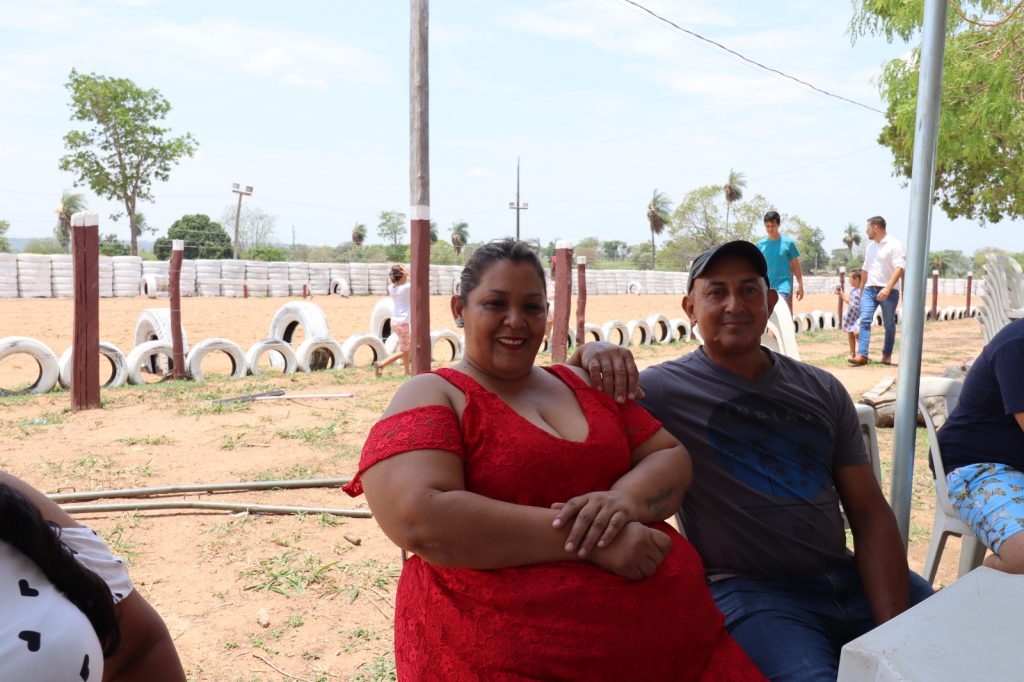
[919,377,987,586]
[854,404,882,486]
[764,297,801,360]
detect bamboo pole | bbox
[48,478,353,502]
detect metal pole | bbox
[890,0,949,545]
[409,0,432,375]
[516,158,521,240]
[233,192,243,259]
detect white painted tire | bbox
[601,320,629,347]
[0,337,59,395]
[340,334,387,367]
[582,323,604,343]
[268,302,330,345]
[821,311,838,329]
[141,274,159,298]
[57,342,128,389]
[430,328,464,362]
[296,337,347,372]
[541,327,576,354]
[369,298,395,340]
[645,314,672,343]
[954,306,967,320]
[125,340,175,385]
[384,334,399,355]
[941,306,956,321]
[669,317,691,342]
[626,319,654,346]
[791,312,808,333]
[330,278,351,297]
[246,339,298,375]
[134,308,189,354]
[809,310,826,330]
[186,338,248,381]
[626,280,642,295]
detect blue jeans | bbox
[858,286,899,358]
[709,565,933,682]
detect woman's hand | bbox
[551,491,640,558]
[588,522,671,581]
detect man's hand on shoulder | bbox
[567,342,643,404]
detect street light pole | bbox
[231,183,253,259]
[508,157,528,240]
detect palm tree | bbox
[352,222,367,247]
[54,189,88,253]
[646,190,672,270]
[722,169,746,232]
[429,220,439,244]
[450,221,469,256]
[841,223,861,260]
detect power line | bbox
[615,0,885,115]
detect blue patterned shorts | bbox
[947,462,1024,554]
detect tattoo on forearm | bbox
[645,487,673,518]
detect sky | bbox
[1,0,1020,258]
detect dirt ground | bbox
[0,291,981,681]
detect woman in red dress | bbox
[345,239,764,681]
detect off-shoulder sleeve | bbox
[617,399,662,452]
[343,405,464,497]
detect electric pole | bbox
[409,0,431,375]
[231,183,253,259]
[508,157,528,240]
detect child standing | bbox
[838,269,863,359]
[374,264,411,377]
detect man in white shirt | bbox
[850,216,905,366]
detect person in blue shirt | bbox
[756,211,803,313]
[939,318,1024,574]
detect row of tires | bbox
[791,305,977,334]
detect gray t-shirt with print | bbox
[639,347,867,579]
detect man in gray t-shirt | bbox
[574,240,931,682]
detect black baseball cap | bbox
[687,240,770,293]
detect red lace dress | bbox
[345,366,764,681]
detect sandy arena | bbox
[0,291,982,681]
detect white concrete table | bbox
[838,567,1022,681]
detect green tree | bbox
[98,233,130,256]
[852,2,1024,223]
[786,216,828,273]
[247,244,289,262]
[153,214,231,260]
[666,185,770,265]
[429,220,439,243]
[376,210,407,246]
[24,237,64,254]
[430,240,459,265]
[971,246,1010,273]
[352,222,367,247]
[450,221,469,256]
[602,239,627,261]
[629,242,655,270]
[646,189,672,270]
[841,223,862,260]
[0,219,10,253]
[929,249,969,277]
[59,69,198,255]
[723,169,747,232]
[54,189,88,253]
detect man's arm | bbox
[1016,413,1024,431]
[567,342,643,403]
[878,267,904,301]
[835,464,910,624]
[790,257,804,301]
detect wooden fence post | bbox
[169,240,186,380]
[551,243,573,363]
[965,271,973,316]
[575,256,587,345]
[71,212,100,411]
[931,269,940,320]
[837,266,846,324]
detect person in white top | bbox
[850,216,906,366]
[374,264,412,377]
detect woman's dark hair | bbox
[0,483,121,657]
[458,239,546,303]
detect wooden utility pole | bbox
[409,0,431,375]
[231,183,253,259]
[508,157,528,240]
[575,256,587,344]
[71,212,100,411]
